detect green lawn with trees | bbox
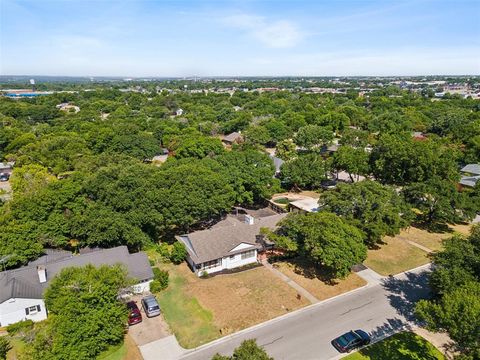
[343,332,444,360]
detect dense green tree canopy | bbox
[415,226,480,359]
[275,212,367,278]
[279,153,330,189]
[320,181,412,246]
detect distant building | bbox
[289,198,320,213]
[56,103,80,113]
[0,246,153,326]
[459,164,480,188]
[175,108,184,116]
[221,132,243,146]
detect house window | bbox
[202,259,221,270]
[229,255,235,260]
[25,305,41,315]
[241,250,256,260]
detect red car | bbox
[126,301,142,326]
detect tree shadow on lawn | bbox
[288,257,340,285]
[381,269,432,324]
[412,221,454,234]
[359,329,443,360]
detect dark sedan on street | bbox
[331,329,371,353]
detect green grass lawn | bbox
[6,337,26,360]
[343,332,445,360]
[96,342,126,360]
[156,266,219,348]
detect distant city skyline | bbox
[1,0,479,77]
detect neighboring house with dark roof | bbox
[176,213,286,276]
[0,246,153,326]
[459,164,480,188]
[221,132,243,145]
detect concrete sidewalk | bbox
[261,260,319,303]
[355,267,384,285]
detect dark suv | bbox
[331,329,371,353]
[126,301,142,325]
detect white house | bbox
[177,213,286,276]
[0,246,153,326]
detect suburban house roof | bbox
[0,246,153,303]
[460,175,480,188]
[289,198,320,213]
[176,213,287,264]
[461,164,480,175]
[222,132,243,143]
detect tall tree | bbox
[276,212,367,278]
[294,125,334,151]
[320,181,411,246]
[24,265,130,360]
[280,153,330,189]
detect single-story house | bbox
[221,132,243,146]
[459,164,480,188]
[177,213,286,276]
[289,198,320,213]
[0,246,153,326]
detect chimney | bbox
[37,265,47,283]
[244,214,255,225]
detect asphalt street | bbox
[180,265,431,360]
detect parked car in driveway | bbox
[126,301,142,325]
[331,329,371,353]
[141,295,161,318]
[0,173,9,182]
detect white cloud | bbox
[223,13,304,48]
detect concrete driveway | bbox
[127,297,170,346]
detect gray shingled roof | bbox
[461,164,480,175]
[222,132,243,143]
[176,213,286,264]
[0,246,153,303]
[460,175,480,188]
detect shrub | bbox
[6,319,34,335]
[150,268,169,292]
[156,242,172,260]
[0,337,11,360]
[170,241,187,264]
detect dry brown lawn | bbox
[396,227,451,252]
[449,223,473,236]
[365,236,430,276]
[273,259,367,300]
[176,263,309,335]
[124,334,143,360]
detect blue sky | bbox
[1,0,479,76]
